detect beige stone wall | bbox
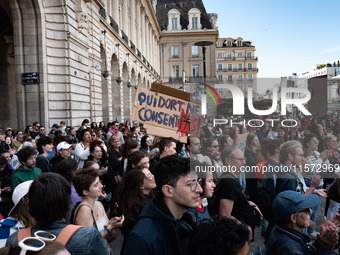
[2,0,161,129]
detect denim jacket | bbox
[6,220,109,255]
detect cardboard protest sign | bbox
[132,87,202,142]
[236,133,248,153]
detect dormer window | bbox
[217,41,222,47]
[167,9,181,31]
[172,18,178,30]
[237,41,242,46]
[226,41,232,47]
[192,17,198,29]
[188,8,201,30]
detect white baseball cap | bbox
[57,141,72,152]
[8,180,33,216]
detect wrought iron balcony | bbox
[217,68,258,72]
[130,41,136,52]
[109,16,119,33]
[189,76,203,83]
[99,8,106,20]
[169,77,182,83]
[121,30,128,44]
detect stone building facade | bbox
[216,37,258,98]
[0,0,161,130]
[155,0,219,117]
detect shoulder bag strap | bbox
[56,225,84,246]
[17,227,32,242]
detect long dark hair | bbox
[119,168,151,222]
[140,135,149,151]
[121,139,139,158]
[125,150,148,175]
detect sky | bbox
[202,0,340,80]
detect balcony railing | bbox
[245,56,258,60]
[109,16,119,33]
[137,50,141,59]
[99,8,106,20]
[169,77,182,83]
[217,56,259,61]
[189,76,203,83]
[191,54,199,58]
[121,30,129,44]
[130,41,136,52]
[142,55,146,63]
[217,68,259,72]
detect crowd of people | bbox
[0,113,339,254]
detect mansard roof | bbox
[156,0,213,31]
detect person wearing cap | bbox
[266,190,339,255]
[48,124,60,139]
[12,147,42,190]
[0,181,35,248]
[50,142,72,172]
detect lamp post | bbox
[101,30,110,79]
[194,41,213,83]
[194,41,213,115]
[116,43,122,84]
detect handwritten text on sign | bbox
[132,87,202,137]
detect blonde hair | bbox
[279,140,302,163]
[108,135,120,149]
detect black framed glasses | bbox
[170,180,202,192]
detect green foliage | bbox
[317,64,326,69]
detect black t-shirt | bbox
[216,173,256,229]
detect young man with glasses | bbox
[122,155,202,255]
[215,146,261,240]
[266,190,339,254]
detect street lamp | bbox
[194,41,213,83]
[116,43,122,84]
[101,30,110,79]
[194,41,213,115]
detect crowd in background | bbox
[0,113,339,254]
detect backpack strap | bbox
[18,227,32,242]
[56,225,84,246]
